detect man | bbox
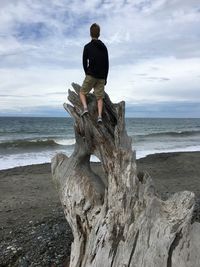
[79,23,109,123]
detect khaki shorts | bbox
[80,75,105,99]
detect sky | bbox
[0,0,200,117]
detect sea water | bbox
[0,117,200,170]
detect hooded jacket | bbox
[82,39,109,82]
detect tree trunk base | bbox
[51,83,200,267]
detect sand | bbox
[0,151,200,266]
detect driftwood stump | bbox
[51,83,200,267]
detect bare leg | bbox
[97,98,103,118]
[80,91,87,109]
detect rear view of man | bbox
[80,23,109,123]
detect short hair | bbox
[90,23,100,38]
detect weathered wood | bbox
[51,83,200,267]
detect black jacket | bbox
[82,39,109,82]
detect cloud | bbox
[0,0,200,117]
[108,57,200,104]
[14,22,50,41]
[125,101,200,118]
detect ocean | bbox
[0,117,200,170]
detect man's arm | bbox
[105,47,109,85]
[82,46,88,74]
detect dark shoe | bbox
[97,116,102,123]
[81,108,88,116]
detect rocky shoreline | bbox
[0,152,200,266]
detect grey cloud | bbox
[145,77,170,82]
[0,0,199,118]
[46,92,66,96]
[13,22,51,41]
[125,101,200,118]
[0,105,67,117]
[160,77,170,81]
[151,67,159,70]
[133,74,170,82]
[0,101,199,118]
[150,86,200,102]
[136,73,148,76]
[0,95,28,98]
[1,0,200,68]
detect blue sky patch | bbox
[0,1,200,118]
[14,22,50,41]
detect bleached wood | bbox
[51,83,200,267]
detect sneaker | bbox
[97,116,102,123]
[81,107,88,116]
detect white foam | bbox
[0,149,73,170]
[1,145,200,170]
[136,145,200,159]
[55,138,75,146]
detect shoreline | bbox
[1,149,200,172]
[1,151,200,266]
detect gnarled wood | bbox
[51,83,200,267]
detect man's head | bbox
[90,23,100,39]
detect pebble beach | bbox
[0,151,200,266]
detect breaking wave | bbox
[136,130,200,139]
[0,138,75,150]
